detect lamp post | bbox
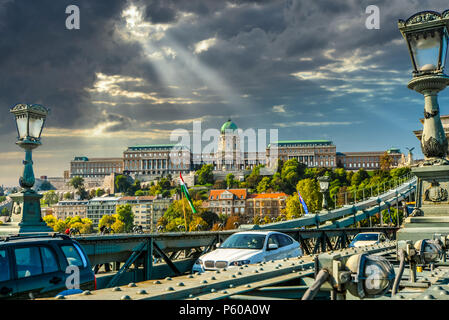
[398,10,449,165]
[318,175,331,212]
[397,10,449,242]
[9,103,52,233]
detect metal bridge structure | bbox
[50,175,420,299]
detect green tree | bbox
[196,164,214,185]
[226,173,236,189]
[116,204,134,232]
[296,178,321,213]
[111,217,126,233]
[54,220,68,233]
[43,190,59,206]
[246,165,263,190]
[69,176,84,190]
[281,159,306,194]
[43,215,57,229]
[98,214,116,230]
[63,192,73,200]
[285,195,302,219]
[1,207,9,217]
[95,188,105,197]
[115,175,131,193]
[256,177,271,193]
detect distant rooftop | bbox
[268,140,333,148]
[127,144,190,151]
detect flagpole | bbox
[182,191,187,231]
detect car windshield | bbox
[220,234,266,250]
[353,233,379,241]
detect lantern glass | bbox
[319,180,329,191]
[409,30,442,72]
[28,115,44,139]
[16,114,28,139]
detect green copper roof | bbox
[221,119,238,133]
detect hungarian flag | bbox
[297,191,309,215]
[179,173,197,214]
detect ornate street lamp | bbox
[317,175,331,212]
[397,10,449,244]
[398,10,449,164]
[9,103,52,233]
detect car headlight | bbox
[229,260,250,266]
[195,259,203,266]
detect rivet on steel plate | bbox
[137,289,147,294]
[113,287,122,292]
[177,282,185,286]
[128,283,137,287]
[154,280,162,284]
[82,290,91,295]
[121,295,131,300]
[201,280,208,284]
[210,276,217,280]
[166,287,175,291]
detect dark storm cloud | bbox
[0,0,143,134]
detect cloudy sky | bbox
[0,0,448,186]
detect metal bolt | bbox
[215,270,221,274]
[246,284,251,288]
[165,277,172,281]
[177,282,185,286]
[137,289,147,294]
[259,267,264,271]
[166,287,175,291]
[187,275,194,278]
[223,268,227,271]
[423,294,435,300]
[237,272,242,275]
[253,270,259,273]
[231,275,236,278]
[113,287,122,292]
[82,290,91,295]
[221,290,228,294]
[128,283,137,287]
[121,295,131,300]
[56,295,65,299]
[210,276,217,280]
[188,294,194,298]
[201,280,208,284]
[229,284,234,288]
[154,280,162,284]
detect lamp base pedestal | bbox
[9,189,52,234]
[397,164,449,242]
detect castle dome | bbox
[220,119,238,134]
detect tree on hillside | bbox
[296,179,321,213]
[196,164,214,185]
[226,173,237,189]
[43,191,59,206]
[281,159,306,194]
[115,175,131,193]
[69,176,87,200]
[246,165,263,190]
[256,176,272,193]
[380,152,393,171]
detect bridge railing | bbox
[244,176,416,230]
[333,171,414,208]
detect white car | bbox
[349,232,388,248]
[192,231,303,273]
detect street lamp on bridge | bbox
[397,10,449,242]
[318,175,331,212]
[9,103,52,233]
[399,10,449,164]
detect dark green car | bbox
[0,233,95,299]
